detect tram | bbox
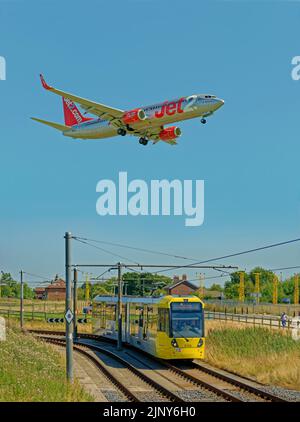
[92,295,205,359]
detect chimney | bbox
[173,275,180,283]
[182,274,187,281]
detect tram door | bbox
[138,306,144,342]
[125,303,131,342]
[157,307,170,353]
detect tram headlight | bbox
[197,338,204,348]
[171,339,178,348]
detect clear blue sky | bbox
[0,0,300,286]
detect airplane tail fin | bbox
[62,97,92,126]
[31,117,69,132]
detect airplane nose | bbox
[214,98,224,110]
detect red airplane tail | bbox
[63,97,92,126]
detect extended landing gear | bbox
[139,137,148,146]
[117,128,127,136]
[201,118,207,124]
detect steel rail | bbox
[188,362,287,402]
[41,336,140,402]
[29,329,288,402]
[39,335,184,403]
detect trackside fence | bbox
[0,308,91,323]
[205,311,292,329]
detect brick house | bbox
[45,277,66,301]
[167,274,198,296]
[34,287,46,300]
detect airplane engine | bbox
[122,108,146,124]
[159,126,182,141]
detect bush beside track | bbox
[0,327,93,402]
[205,323,300,390]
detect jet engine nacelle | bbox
[122,108,146,124]
[159,126,182,141]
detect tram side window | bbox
[158,308,170,335]
[130,304,137,336]
[106,304,116,321]
[147,307,154,329]
[138,308,144,328]
[100,304,106,328]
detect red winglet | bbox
[40,74,52,90]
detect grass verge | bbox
[0,327,93,401]
[8,319,92,334]
[205,324,300,390]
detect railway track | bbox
[39,335,184,402]
[41,336,139,402]
[162,361,286,402]
[29,329,288,403]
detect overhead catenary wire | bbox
[73,235,300,276]
[152,236,300,274]
[268,265,300,273]
[22,271,53,280]
[73,236,202,261]
[73,237,141,265]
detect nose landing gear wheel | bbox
[117,128,127,136]
[139,137,148,146]
[201,118,207,124]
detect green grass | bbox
[0,327,94,401]
[205,326,300,389]
[208,326,300,357]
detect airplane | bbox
[31,75,224,146]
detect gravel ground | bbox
[101,389,129,402]
[134,392,169,402]
[175,390,227,402]
[258,385,300,402]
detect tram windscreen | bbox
[170,302,203,338]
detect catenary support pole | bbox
[73,268,78,339]
[20,270,24,330]
[117,262,122,351]
[65,232,74,382]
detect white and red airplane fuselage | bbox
[32,75,224,146]
[66,94,224,140]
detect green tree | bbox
[224,271,253,300]
[248,267,276,303]
[223,267,292,303]
[0,273,34,299]
[92,272,172,297]
[281,274,299,303]
[208,283,223,292]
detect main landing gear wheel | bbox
[201,118,207,124]
[139,137,148,146]
[117,128,127,136]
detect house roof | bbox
[167,279,197,291]
[34,287,46,293]
[46,279,66,290]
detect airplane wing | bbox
[39,74,124,123]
